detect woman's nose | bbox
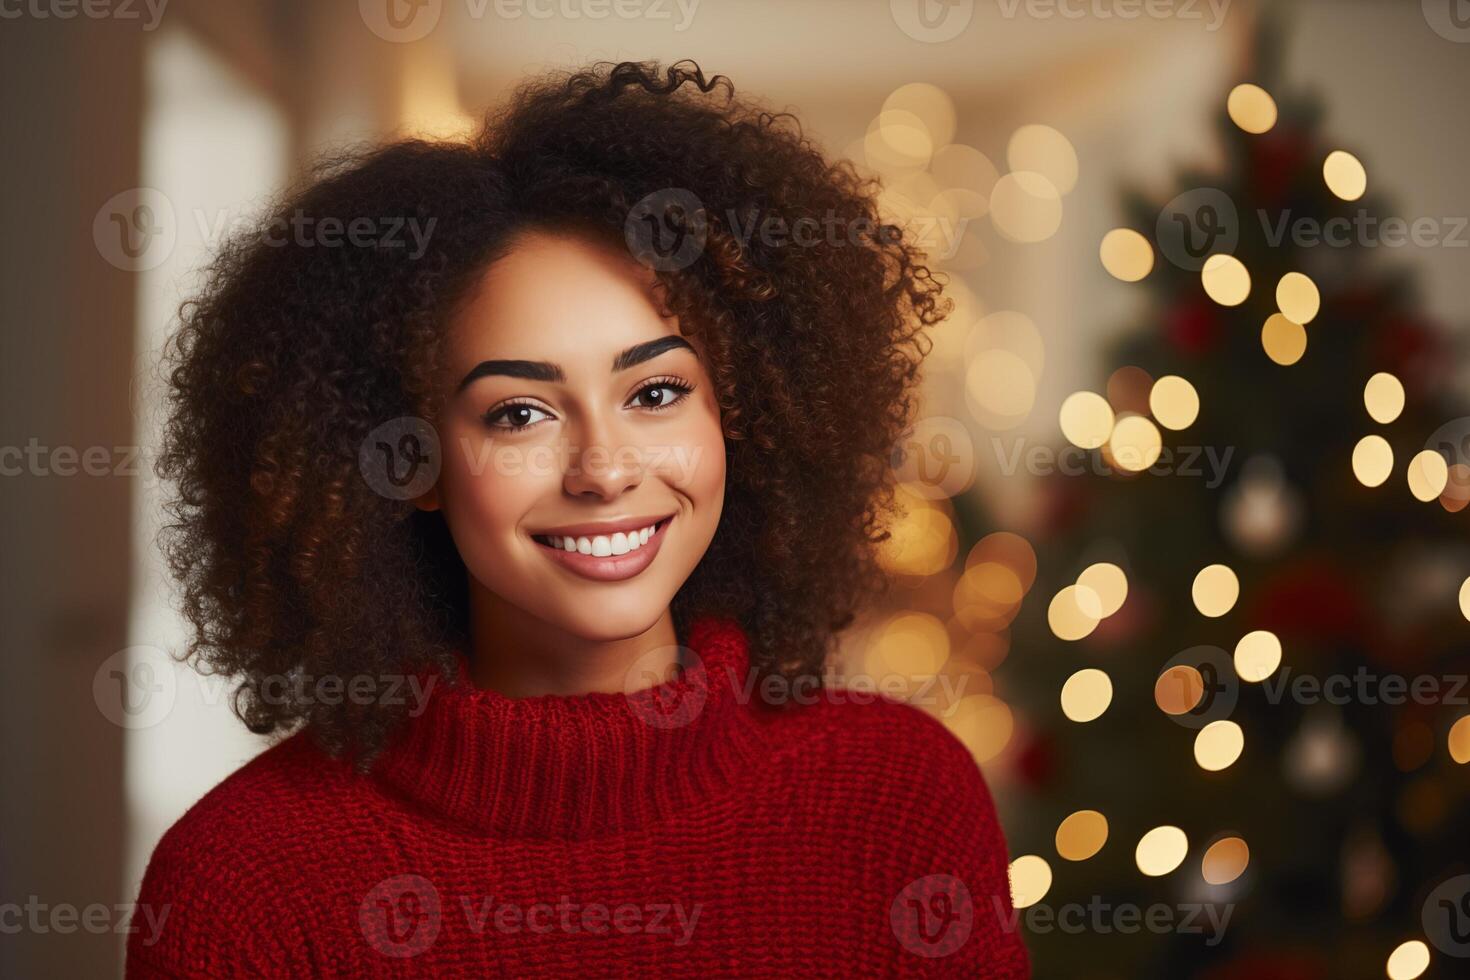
[561,419,645,500]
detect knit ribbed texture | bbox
[126,614,1030,977]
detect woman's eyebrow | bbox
[612,335,695,372]
[456,336,695,393]
[457,359,563,391]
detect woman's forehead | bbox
[450,229,681,366]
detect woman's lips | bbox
[530,516,672,582]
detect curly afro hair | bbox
[157,59,949,765]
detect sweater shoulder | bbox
[751,690,1029,974]
[126,731,360,976]
[145,728,359,857]
[761,688,988,790]
[750,687,1008,842]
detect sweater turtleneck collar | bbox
[371,614,770,840]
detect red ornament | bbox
[1013,729,1056,790]
[1372,314,1446,393]
[1247,128,1310,209]
[1166,295,1222,355]
[1248,557,1374,649]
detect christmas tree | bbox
[985,18,1470,980]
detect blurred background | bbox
[3,0,1470,976]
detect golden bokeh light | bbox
[1234,630,1283,682]
[1060,668,1113,722]
[965,310,1045,378]
[1008,854,1053,909]
[1364,372,1405,423]
[1059,391,1115,450]
[990,171,1064,243]
[1201,837,1250,885]
[1226,83,1278,134]
[930,662,995,716]
[1135,826,1188,877]
[946,694,1014,763]
[1352,435,1394,488]
[931,143,1001,207]
[966,349,1036,428]
[1108,415,1164,472]
[1460,576,1470,622]
[1262,313,1308,366]
[1055,810,1109,862]
[1194,720,1245,771]
[1385,940,1430,980]
[1192,563,1240,617]
[954,561,1026,631]
[1448,715,1470,764]
[931,188,989,234]
[1201,253,1251,306]
[866,612,950,686]
[965,532,1038,591]
[882,82,957,153]
[1406,450,1449,502]
[1007,124,1078,195]
[1149,375,1200,431]
[878,496,957,577]
[1099,229,1154,282]
[1156,665,1205,716]
[863,109,934,176]
[1077,562,1128,618]
[1276,272,1321,325]
[951,628,1009,672]
[1323,149,1367,201]
[1049,585,1103,641]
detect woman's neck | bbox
[465,582,681,698]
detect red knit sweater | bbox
[126,615,1030,977]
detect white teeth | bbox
[543,521,661,557]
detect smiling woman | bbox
[421,227,729,696]
[127,59,1029,977]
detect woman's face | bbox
[422,228,726,641]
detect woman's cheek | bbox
[660,412,726,525]
[446,434,540,568]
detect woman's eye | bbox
[632,382,693,410]
[484,403,552,430]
